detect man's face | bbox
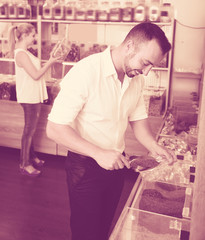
[124,39,165,78]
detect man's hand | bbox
[94,149,131,170]
[149,141,177,165]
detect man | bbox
[46,22,176,240]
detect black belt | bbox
[68,150,125,159]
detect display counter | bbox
[110,157,195,239]
[0,99,58,154]
[109,176,192,240]
[0,98,165,156]
[110,105,198,240]
[0,74,63,155]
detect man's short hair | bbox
[124,22,171,54]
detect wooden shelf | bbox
[0,19,37,23]
[0,58,14,62]
[0,100,57,155]
[41,19,172,26]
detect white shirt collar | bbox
[102,46,118,79]
[102,46,134,85]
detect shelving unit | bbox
[0,17,174,69]
[0,17,175,155]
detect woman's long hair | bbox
[7,23,35,58]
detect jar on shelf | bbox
[0,1,8,19]
[17,0,31,19]
[42,0,53,19]
[86,0,97,21]
[28,0,38,19]
[160,3,172,23]
[133,3,146,22]
[97,1,109,22]
[75,0,86,21]
[53,0,65,20]
[37,0,44,16]
[122,1,133,22]
[65,0,76,20]
[109,0,122,22]
[8,0,18,19]
[148,1,160,22]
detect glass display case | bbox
[110,207,190,240]
[110,176,192,240]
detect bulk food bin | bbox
[110,166,193,240]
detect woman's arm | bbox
[15,51,60,81]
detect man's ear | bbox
[126,39,135,53]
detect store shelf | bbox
[62,61,76,67]
[153,67,169,71]
[174,71,202,79]
[0,17,174,72]
[0,17,175,153]
[0,19,37,23]
[40,19,173,26]
[0,58,14,62]
[0,100,57,154]
[49,62,168,70]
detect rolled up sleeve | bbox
[48,64,88,125]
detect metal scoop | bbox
[129,155,160,172]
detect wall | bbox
[172,0,205,73]
[170,0,205,104]
[67,23,133,46]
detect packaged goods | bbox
[51,38,70,61]
[158,136,188,154]
[140,160,192,186]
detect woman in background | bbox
[8,23,61,176]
